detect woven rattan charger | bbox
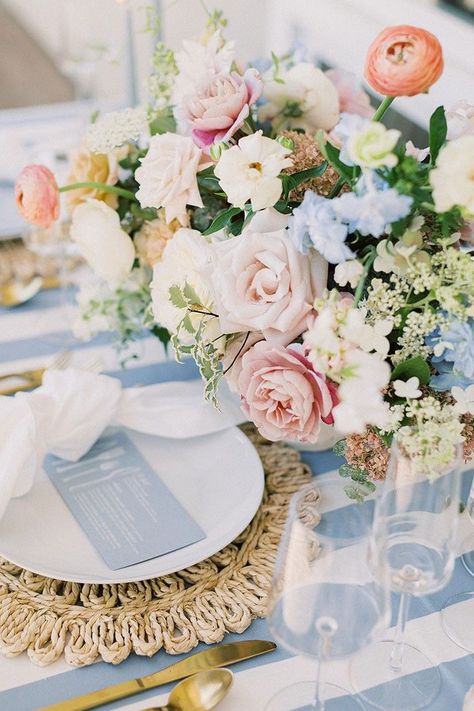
[0,426,312,667]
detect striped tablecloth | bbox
[0,288,473,711]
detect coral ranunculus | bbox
[15,165,60,228]
[364,25,443,97]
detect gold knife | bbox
[40,640,276,711]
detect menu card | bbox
[43,430,205,570]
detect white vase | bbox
[287,422,342,452]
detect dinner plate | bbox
[0,427,264,584]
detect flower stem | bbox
[372,96,395,123]
[353,250,376,306]
[59,182,137,201]
[328,175,347,199]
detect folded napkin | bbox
[0,368,245,520]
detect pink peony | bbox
[178,69,262,150]
[325,68,372,117]
[15,165,60,228]
[365,25,443,97]
[238,342,336,443]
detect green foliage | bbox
[332,439,347,457]
[390,356,431,385]
[203,206,242,235]
[169,283,223,405]
[317,131,354,183]
[149,108,176,135]
[280,163,328,200]
[339,462,376,501]
[429,106,447,165]
[150,324,171,351]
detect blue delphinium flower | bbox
[332,182,412,237]
[427,317,474,391]
[288,191,354,264]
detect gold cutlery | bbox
[40,640,276,711]
[0,351,71,396]
[142,668,233,711]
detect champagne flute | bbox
[441,474,474,652]
[265,478,390,711]
[350,434,462,710]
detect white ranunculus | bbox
[151,228,217,339]
[135,133,203,224]
[430,135,474,215]
[259,63,340,133]
[347,122,400,169]
[214,131,292,211]
[70,199,135,286]
[334,259,364,288]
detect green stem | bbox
[353,250,376,307]
[59,182,137,201]
[372,96,395,122]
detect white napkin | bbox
[0,368,245,520]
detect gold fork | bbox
[0,351,72,396]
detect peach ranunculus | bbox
[364,25,443,97]
[177,69,262,150]
[134,210,185,267]
[237,341,336,443]
[208,208,328,344]
[15,165,60,228]
[135,133,203,224]
[325,68,373,118]
[66,146,119,212]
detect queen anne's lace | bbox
[86,108,148,154]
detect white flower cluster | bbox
[304,292,392,434]
[398,396,465,477]
[86,108,149,154]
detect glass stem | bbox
[312,634,329,710]
[389,591,411,673]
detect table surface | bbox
[0,287,473,711]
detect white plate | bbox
[0,427,264,584]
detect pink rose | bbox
[179,69,262,150]
[209,208,328,344]
[325,69,372,118]
[365,25,443,97]
[238,342,336,443]
[15,165,60,228]
[446,100,474,140]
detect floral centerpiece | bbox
[16,13,474,498]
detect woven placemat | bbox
[0,426,312,667]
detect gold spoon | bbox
[142,669,233,711]
[0,276,60,307]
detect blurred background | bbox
[0,0,473,238]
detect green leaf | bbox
[150,325,170,351]
[168,285,187,309]
[203,206,242,235]
[281,162,328,198]
[333,439,346,457]
[429,105,447,164]
[149,109,176,135]
[316,131,354,183]
[344,482,376,502]
[390,356,431,385]
[183,282,201,305]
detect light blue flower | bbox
[427,317,474,391]
[332,113,371,166]
[288,191,353,264]
[332,188,412,237]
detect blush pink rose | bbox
[325,69,372,118]
[15,165,60,228]
[365,25,443,97]
[238,342,336,443]
[179,69,262,150]
[209,208,328,345]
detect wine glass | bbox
[265,478,391,711]
[441,473,474,652]
[350,434,462,710]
